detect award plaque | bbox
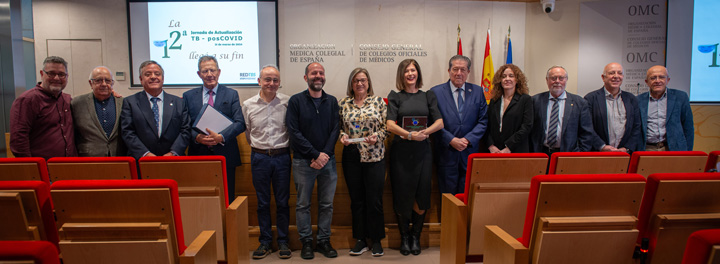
[402,116,428,132]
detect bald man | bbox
[72,66,125,156]
[584,62,642,153]
[637,65,694,151]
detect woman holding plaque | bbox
[386,59,443,256]
[486,64,533,153]
[339,68,388,257]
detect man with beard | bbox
[638,65,694,151]
[183,56,245,199]
[285,62,340,259]
[120,60,191,159]
[530,65,595,155]
[584,62,642,153]
[72,66,126,156]
[10,56,77,159]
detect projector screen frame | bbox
[125,0,279,88]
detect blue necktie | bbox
[150,97,160,135]
[456,88,464,119]
[547,98,560,147]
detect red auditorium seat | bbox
[635,172,720,264]
[50,179,217,264]
[47,156,137,181]
[628,151,707,177]
[485,173,646,264]
[706,151,720,172]
[0,240,60,264]
[682,229,720,264]
[139,155,249,263]
[548,151,630,174]
[0,181,59,249]
[0,157,49,183]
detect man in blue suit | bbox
[530,66,595,155]
[183,56,246,198]
[430,55,488,194]
[638,65,694,151]
[584,62,642,153]
[120,60,191,160]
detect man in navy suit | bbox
[430,55,488,194]
[120,60,191,160]
[584,62,642,153]
[530,66,595,155]
[183,56,246,198]
[638,65,694,151]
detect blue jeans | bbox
[251,152,291,244]
[292,156,337,242]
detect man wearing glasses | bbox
[10,56,77,159]
[183,55,245,198]
[530,65,595,155]
[71,66,125,156]
[637,65,694,151]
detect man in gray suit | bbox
[72,66,125,156]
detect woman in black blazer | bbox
[486,64,533,153]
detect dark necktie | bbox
[547,98,560,147]
[456,88,464,119]
[150,97,160,135]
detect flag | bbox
[457,24,463,55]
[481,29,494,102]
[506,26,513,64]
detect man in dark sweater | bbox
[286,62,340,259]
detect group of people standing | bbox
[9,54,694,260]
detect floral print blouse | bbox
[339,95,388,162]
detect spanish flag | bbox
[481,29,494,102]
[457,24,463,55]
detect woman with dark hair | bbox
[339,68,387,257]
[486,64,533,153]
[386,59,443,256]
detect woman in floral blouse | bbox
[339,67,388,257]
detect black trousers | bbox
[342,144,386,240]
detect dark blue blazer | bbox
[530,91,595,152]
[584,87,642,152]
[182,85,246,167]
[120,91,191,160]
[637,88,694,151]
[430,81,488,167]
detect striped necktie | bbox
[547,98,560,148]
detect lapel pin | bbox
[571,103,574,106]
[170,103,173,106]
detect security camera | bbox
[541,0,555,13]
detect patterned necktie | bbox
[207,90,214,107]
[456,88,464,119]
[150,97,160,134]
[547,98,560,148]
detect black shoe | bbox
[411,211,426,255]
[252,243,271,259]
[301,240,314,259]
[316,240,338,258]
[349,239,368,256]
[410,234,421,255]
[400,235,411,256]
[371,241,384,257]
[278,242,292,259]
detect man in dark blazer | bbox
[72,66,125,156]
[584,62,642,153]
[120,60,190,160]
[637,65,694,151]
[183,56,246,199]
[430,55,488,194]
[530,66,595,154]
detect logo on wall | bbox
[698,44,719,67]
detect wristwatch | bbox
[408,132,412,140]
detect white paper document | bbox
[193,105,233,135]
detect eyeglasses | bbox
[91,78,114,85]
[354,78,368,84]
[43,70,68,79]
[548,76,567,81]
[200,69,218,75]
[262,77,279,83]
[649,75,667,81]
[451,67,468,74]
